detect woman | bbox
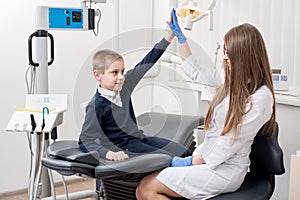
[136,9,276,200]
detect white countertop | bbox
[275,92,300,107]
[168,80,300,107]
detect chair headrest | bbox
[136,112,204,144]
[249,122,285,176]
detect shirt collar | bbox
[97,84,122,107]
[97,84,116,97]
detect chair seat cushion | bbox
[208,173,272,200]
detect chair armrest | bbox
[47,140,100,166]
[95,153,172,180]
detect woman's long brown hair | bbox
[204,23,276,139]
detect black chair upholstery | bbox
[208,122,285,200]
[136,112,204,152]
[41,112,203,199]
[42,113,284,200]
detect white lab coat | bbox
[156,56,273,200]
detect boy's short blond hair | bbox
[93,49,123,73]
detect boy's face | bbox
[94,59,125,91]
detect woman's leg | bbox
[136,171,183,200]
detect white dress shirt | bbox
[97,85,122,107]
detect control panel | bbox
[49,8,83,29]
[36,6,94,30]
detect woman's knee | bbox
[136,172,158,200]
[136,182,147,200]
[136,184,143,200]
[136,181,150,200]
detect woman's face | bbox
[223,44,231,70]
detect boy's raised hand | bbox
[106,150,129,161]
[168,8,187,44]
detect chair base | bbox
[102,179,139,200]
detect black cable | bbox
[30,114,37,133]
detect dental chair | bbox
[42,112,203,200]
[207,122,285,200]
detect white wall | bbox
[275,104,300,200]
[0,0,154,193]
[1,1,300,199]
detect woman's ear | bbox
[93,70,102,82]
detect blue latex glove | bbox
[170,156,192,167]
[168,8,186,43]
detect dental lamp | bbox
[176,0,216,31]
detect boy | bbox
[78,31,191,161]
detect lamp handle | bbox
[208,10,213,31]
[28,32,39,67]
[28,30,54,67]
[208,0,216,10]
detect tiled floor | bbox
[0,178,96,200]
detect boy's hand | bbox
[106,150,129,161]
[170,156,192,167]
[168,8,186,43]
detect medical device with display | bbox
[36,5,94,30]
[6,1,106,199]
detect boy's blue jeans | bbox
[124,136,191,158]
